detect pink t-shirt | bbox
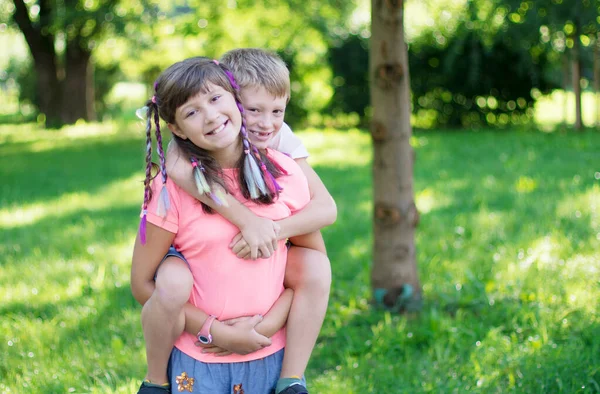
[146,149,310,363]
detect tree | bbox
[502,0,599,130]
[370,0,421,313]
[6,0,154,127]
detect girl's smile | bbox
[168,84,242,166]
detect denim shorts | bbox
[154,246,189,280]
[168,347,299,393]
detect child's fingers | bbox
[214,350,233,357]
[229,233,243,248]
[258,245,272,259]
[200,345,226,353]
[232,240,248,255]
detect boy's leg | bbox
[277,247,331,393]
[141,256,193,388]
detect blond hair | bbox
[220,48,290,102]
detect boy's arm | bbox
[166,141,279,259]
[276,158,337,240]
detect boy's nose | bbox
[257,114,273,129]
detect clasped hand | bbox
[196,315,271,357]
[230,216,280,260]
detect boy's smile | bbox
[240,86,287,150]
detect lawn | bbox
[1,122,599,393]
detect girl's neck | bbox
[212,138,243,169]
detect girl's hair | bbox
[139,56,283,244]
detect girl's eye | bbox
[248,108,259,113]
[211,95,221,102]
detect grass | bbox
[1,122,599,393]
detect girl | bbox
[131,57,312,393]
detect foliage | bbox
[1,123,599,392]
[327,34,370,123]
[3,56,36,107]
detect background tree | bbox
[370,0,421,313]
[5,0,155,127]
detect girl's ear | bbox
[168,123,187,140]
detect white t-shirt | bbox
[269,123,309,159]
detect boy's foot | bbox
[276,377,308,394]
[137,380,170,393]
[277,383,308,394]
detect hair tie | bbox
[213,59,219,65]
[151,95,157,104]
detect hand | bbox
[202,314,271,355]
[194,315,256,357]
[230,217,280,260]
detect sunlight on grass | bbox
[0,174,141,228]
[535,91,598,126]
[416,187,454,213]
[2,124,600,392]
[300,128,371,167]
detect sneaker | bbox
[137,381,170,393]
[278,383,309,394]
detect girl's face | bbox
[168,83,241,156]
[240,86,287,150]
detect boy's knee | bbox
[286,248,331,295]
[154,257,193,308]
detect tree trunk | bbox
[11,0,63,128]
[562,53,570,126]
[370,0,421,313]
[594,38,600,128]
[62,42,95,123]
[572,19,583,130]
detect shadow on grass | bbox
[1,134,143,208]
[2,204,139,267]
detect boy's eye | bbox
[274,110,284,116]
[185,110,197,118]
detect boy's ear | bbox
[168,123,187,140]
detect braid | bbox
[153,103,171,217]
[138,97,170,244]
[217,61,282,198]
[139,103,154,244]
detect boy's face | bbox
[240,86,287,150]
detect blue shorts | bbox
[163,246,188,266]
[154,246,189,280]
[168,347,301,393]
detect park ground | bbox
[1,120,599,393]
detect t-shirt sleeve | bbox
[143,177,180,233]
[269,122,309,159]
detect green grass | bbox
[1,123,599,393]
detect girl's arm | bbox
[130,223,175,305]
[197,289,294,357]
[166,141,279,259]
